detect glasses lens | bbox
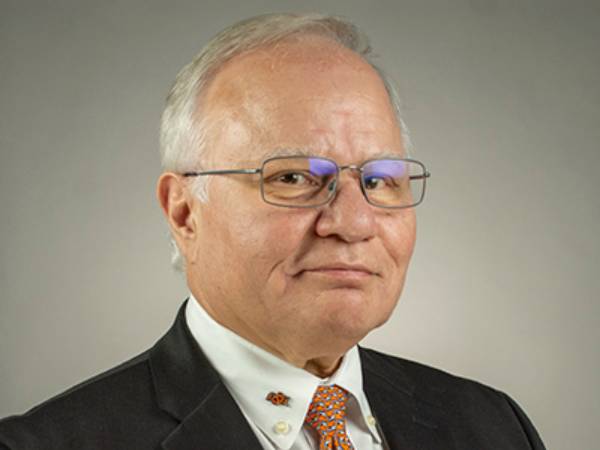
[261,157,337,206]
[362,159,426,207]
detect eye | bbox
[270,171,321,187]
[364,176,387,190]
[278,172,309,185]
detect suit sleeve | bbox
[502,392,547,450]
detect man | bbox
[0,13,545,449]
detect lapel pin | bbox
[266,391,290,406]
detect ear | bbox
[156,172,198,256]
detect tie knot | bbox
[305,385,349,436]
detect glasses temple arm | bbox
[409,171,431,180]
[183,169,261,177]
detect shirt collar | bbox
[185,294,381,449]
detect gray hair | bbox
[159,13,412,272]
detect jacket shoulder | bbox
[0,351,174,449]
[360,347,546,449]
[362,346,508,400]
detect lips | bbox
[296,262,379,277]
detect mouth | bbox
[298,264,379,281]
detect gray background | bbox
[1,1,599,449]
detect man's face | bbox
[184,36,416,364]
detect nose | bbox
[314,172,377,243]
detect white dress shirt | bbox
[185,294,384,450]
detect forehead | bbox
[200,35,404,165]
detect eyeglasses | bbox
[183,155,431,209]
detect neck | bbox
[303,355,344,378]
[263,341,348,378]
[189,291,351,378]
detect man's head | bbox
[157,13,419,375]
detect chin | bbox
[321,297,392,341]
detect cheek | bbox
[247,210,315,268]
[382,211,417,267]
[213,201,316,280]
[229,211,317,302]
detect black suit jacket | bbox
[0,300,545,449]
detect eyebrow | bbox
[258,147,405,161]
[258,147,312,160]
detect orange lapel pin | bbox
[266,391,290,406]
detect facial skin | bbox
[158,35,416,377]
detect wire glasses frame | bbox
[182,155,431,209]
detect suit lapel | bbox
[360,348,456,450]
[161,383,262,450]
[149,300,262,450]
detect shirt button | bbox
[367,415,377,426]
[273,420,290,435]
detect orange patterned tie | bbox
[305,384,356,450]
